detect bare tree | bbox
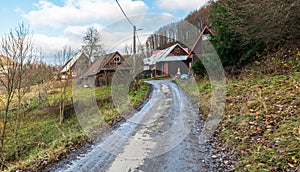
[14,24,33,160]
[28,53,55,106]
[124,44,132,55]
[212,0,300,46]
[0,53,17,166]
[0,23,33,162]
[55,46,72,125]
[82,27,102,63]
[137,43,146,57]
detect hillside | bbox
[0,82,150,171]
[197,45,300,171]
[165,0,299,170]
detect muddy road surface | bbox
[47,80,215,172]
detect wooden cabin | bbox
[82,51,129,87]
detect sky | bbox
[0,0,210,63]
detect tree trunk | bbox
[0,98,11,170]
[0,112,8,155]
[14,89,22,160]
[59,103,64,125]
[59,82,67,125]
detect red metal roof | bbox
[187,26,214,58]
[152,50,162,55]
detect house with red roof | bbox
[144,43,191,77]
[144,26,214,77]
[188,26,214,62]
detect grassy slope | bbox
[197,46,300,171]
[2,82,150,171]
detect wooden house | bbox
[82,51,129,87]
[60,52,90,79]
[187,26,215,62]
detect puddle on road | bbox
[49,80,215,172]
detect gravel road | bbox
[47,80,215,172]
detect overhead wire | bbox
[115,0,135,27]
[116,0,143,54]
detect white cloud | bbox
[50,13,177,55]
[33,34,81,56]
[64,24,103,42]
[161,12,174,17]
[34,24,103,55]
[22,2,185,63]
[23,0,149,28]
[156,0,209,11]
[100,13,178,50]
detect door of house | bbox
[164,63,168,76]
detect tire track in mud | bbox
[47,80,215,172]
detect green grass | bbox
[1,81,150,171]
[194,74,300,171]
[175,78,212,118]
[3,109,85,171]
[220,73,300,171]
[179,48,300,171]
[129,82,150,106]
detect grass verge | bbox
[182,46,300,171]
[1,81,150,171]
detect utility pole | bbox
[133,26,143,54]
[133,26,136,54]
[116,0,142,55]
[116,0,142,77]
[133,26,136,76]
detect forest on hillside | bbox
[144,4,211,57]
[145,0,299,74]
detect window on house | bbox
[173,47,181,56]
[114,56,120,62]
